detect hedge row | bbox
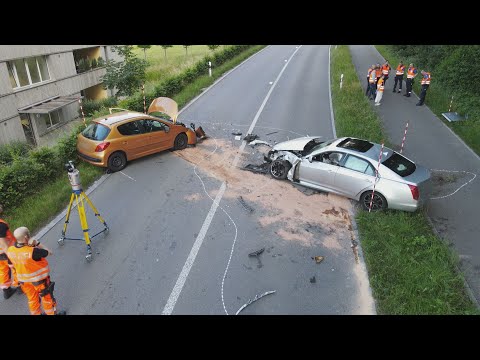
[0,45,255,210]
[80,97,118,117]
[0,123,84,209]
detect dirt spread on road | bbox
[176,139,353,251]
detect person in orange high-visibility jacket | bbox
[375,75,385,106]
[366,64,375,96]
[368,66,378,100]
[416,70,431,106]
[375,63,382,84]
[393,61,406,93]
[7,226,66,315]
[404,63,418,97]
[381,60,391,86]
[0,203,19,299]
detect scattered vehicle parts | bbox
[248,247,265,257]
[310,276,316,283]
[243,134,259,142]
[232,131,242,136]
[238,196,255,213]
[249,140,272,147]
[265,131,279,136]
[243,163,270,174]
[235,290,276,315]
[312,256,324,264]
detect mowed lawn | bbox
[133,45,225,92]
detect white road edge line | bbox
[162,45,303,315]
[328,45,337,138]
[119,171,136,182]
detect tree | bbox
[137,45,152,61]
[102,45,148,97]
[160,45,173,59]
[207,45,219,52]
[183,45,191,56]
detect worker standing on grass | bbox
[366,64,375,96]
[0,203,19,300]
[368,65,378,100]
[375,75,385,106]
[392,61,406,93]
[416,70,431,106]
[381,60,391,86]
[404,63,418,97]
[7,227,66,315]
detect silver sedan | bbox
[266,137,431,212]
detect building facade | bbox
[0,45,122,147]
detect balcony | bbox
[73,46,105,74]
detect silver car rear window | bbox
[382,153,416,177]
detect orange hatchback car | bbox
[77,97,205,172]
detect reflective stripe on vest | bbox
[421,72,431,85]
[0,219,15,254]
[382,65,390,75]
[367,67,372,77]
[6,245,49,283]
[369,69,377,83]
[407,67,417,78]
[396,65,405,75]
[377,79,385,91]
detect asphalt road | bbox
[350,45,480,305]
[0,45,374,315]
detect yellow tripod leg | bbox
[82,191,108,227]
[76,193,93,261]
[59,193,76,246]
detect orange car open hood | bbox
[147,97,178,124]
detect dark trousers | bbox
[418,84,429,105]
[393,75,403,91]
[405,78,414,95]
[369,83,377,99]
[365,77,370,96]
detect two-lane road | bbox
[0,45,374,315]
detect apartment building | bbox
[0,45,122,147]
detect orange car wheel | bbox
[174,133,188,150]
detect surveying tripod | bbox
[58,161,109,262]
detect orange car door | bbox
[145,119,172,152]
[116,120,151,160]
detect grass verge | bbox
[331,45,478,314]
[3,45,266,236]
[133,45,224,93]
[375,45,480,156]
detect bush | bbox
[80,97,118,117]
[0,141,32,165]
[29,147,60,179]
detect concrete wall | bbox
[0,62,13,96]
[48,51,77,79]
[0,116,25,145]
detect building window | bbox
[8,56,51,89]
[38,109,63,130]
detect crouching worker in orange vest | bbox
[7,227,66,315]
[0,203,20,299]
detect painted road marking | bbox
[162,45,303,315]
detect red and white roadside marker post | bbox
[369,141,384,213]
[449,95,454,112]
[400,121,409,154]
[340,74,344,89]
[142,83,146,114]
[79,99,87,128]
[208,61,212,77]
